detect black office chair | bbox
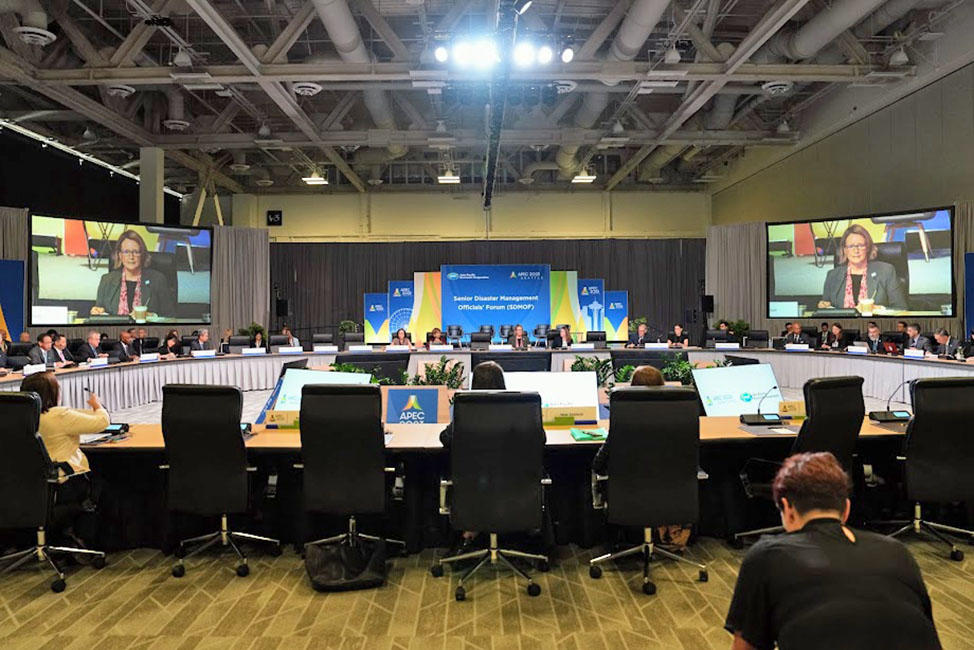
[589,387,708,595]
[703,329,726,348]
[746,330,769,347]
[342,332,365,351]
[8,343,32,357]
[533,324,550,348]
[734,376,865,544]
[585,331,607,349]
[297,384,405,553]
[478,325,495,340]
[882,331,907,346]
[179,335,195,354]
[227,336,251,354]
[162,385,281,577]
[445,325,463,346]
[469,332,491,351]
[842,329,861,347]
[312,333,334,345]
[0,392,106,592]
[499,325,514,340]
[100,338,119,352]
[430,391,549,601]
[143,336,159,351]
[876,378,974,560]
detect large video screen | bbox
[766,207,954,318]
[30,215,212,326]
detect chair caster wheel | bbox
[455,586,466,601]
[642,581,657,595]
[269,544,283,557]
[92,556,106,570]
[950,549,964,562]
[728,537,744,550]
[171,564,185,578]
[430,564,444,578]
[699,570,708,583]
[51,578,66,593]
[236,564,250,577]
[527,583,541,597]
[589,565,602,579]
[537,559,550,572]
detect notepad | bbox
[570,427,608,441]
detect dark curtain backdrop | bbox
[270,238,706,337]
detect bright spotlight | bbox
[538,45,553,64]
[513,41,535,67]
[513,0,533,15]
[474,38,498,68]
[453,41,473,66]
[434,46,448,63]
[561,46,574,63]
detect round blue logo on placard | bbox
[740,392,753,403]
[447,272,459,281]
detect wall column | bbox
[139,147,165,224]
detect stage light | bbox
[571,169,596,183]
[434,46,448,63]
[537,44,553,64]
[561,46,574,63]
[514,0,532,15]
[513,41,535,67]
[473,38,498,68]
[453,41,473,66]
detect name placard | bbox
[23,363,47,376]
[386,345,412,352]
[242,347,266,356]
[88,356,109,367]
[348,345,373,352]
[785,344,811,351]
[489,344,513,351]
[428,344,453,352]
[904,348,926,359]
[276,346,303,355]
[139,353,160,363]
[846,346,868,355]
[572,343,596,350]
[644,342,669,350]
[191,349,217,358]
[715,342,741,350]
[313,344,338,353]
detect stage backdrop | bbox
[0,259,25,339]
[270,238,706,342]
[441,264,550,339]
[363,292,389,343]
[577,278,605,336]
[604,290,629,341]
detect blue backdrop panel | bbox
[603,290,629,341]
[441,264,550,338]
[577,278,605,333]
[364,292,390,343]
[966,253,974,338]
[388,280,415,334]
[0,259,25,340]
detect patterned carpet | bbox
[1,536,971,650]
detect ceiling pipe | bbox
[518,161,560,184]
[554,0,671,179]
[816,0,941,65]
[0,0,50,34]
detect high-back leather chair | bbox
[0,392,105,592]
[227,336,251,354]
[881,378,974,561]
[268,334,290,352]
[298,384,404,552]
[430,391,549,600]
[342,332,365,350]
[589,387,708,594]
[312,333,334,345]
[162,385,280,578]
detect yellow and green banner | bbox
[363,292,389,343]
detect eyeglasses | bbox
[844,243,868,251]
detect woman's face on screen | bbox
[118,238,143,274]
[844,232,868,266]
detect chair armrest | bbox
[439,478,453,515]
[591,471,608,510]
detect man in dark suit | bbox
[627,323,650,348]
[28,333,55,365]
[50,334,75,366]
[905,324,932,353]
[190,328,214,351]
[933,328,959,357]
[77,331,108,362]
[115,330,140,362]
[863,324,885,354]
[127,327,144,356]
[784,323,810,345]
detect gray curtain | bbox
[0,206,28,260]
[211,225,270,339]
[706,202,974,336]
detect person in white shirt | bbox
[282,325,301,348]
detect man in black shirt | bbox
[725,452,940,650]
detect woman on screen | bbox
[90,230,176,319]
[817,225,907,312]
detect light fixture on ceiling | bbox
[514,41,535,67]
[889,47,910,66]
[561,46,574,63]
[537,44,554,65]
[664,44,681,65]
[513,0,533,15]
[777,120,790,134]
[302,170,328,185]
[82,127,97,141]
[434,45,449,63]
[171,47,193,67]
[258,123,272,138]
[571,169,596,184]
[437,167,461,184]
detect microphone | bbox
[740,385,782,426]
[869,380,913,423]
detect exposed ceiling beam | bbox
[391,91,429,129]
[605,0,816,189]
[436,0,477,32]
[576,1,628,61]
[672,2,724,63]
[261,2,316,63]
[0,13,39,64]
[183,0,366,192]
[109,0,178,67]
[355,0,411,62]
[318,91,359,130]
[46,4,109,67]
[546,93,578,125]
[206,102,240,133]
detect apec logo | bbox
[510,270,544,280]
[386,388,439,424]
[392,287,413,298]
[368,304,384,312]
[608,302,624,310]
[447,272,460,281]
[580,286,601,296]
[739,392,753,403]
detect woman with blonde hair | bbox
[90,230,176,317]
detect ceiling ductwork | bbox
[163,88,191,131]
[0,0,55,46]
[229,152,250,173]
[518,161,560,184]
[311,0,407,163]
[554,0,670,179]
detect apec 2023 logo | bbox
[386,388,439,424]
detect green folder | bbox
[570,427,608,441]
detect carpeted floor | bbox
[1,536,971,650]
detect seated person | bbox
[784,323,810,346]
[50,334,75,366]
[28,332,55,366]
[552,324,573,349]
[190,328,214,351]
[158,333,183,359]
[932,328,959,357]
[282,326,300,348]
[19,331,32,344]
[76,331,109,362]
[961,328,974,358]
[628,323,651,348]
[21,371,111,548]
[668,323,689,348]
[818,321,829,346]
[252,331,267,350]
[905,323,932,353]
[90,229,176,318]
[115,330,140,363]
[817,224,907,311]
[426,327,449,348]
[592,365,665,475]
[863,323,885,354]
[0,329,7,368]
[508,324,530,349]
[390,328,413,349]
[820,323,844,350]
[725,452,940,650]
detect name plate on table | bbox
[904,348,926,359]
[428,344,453,352]
[846,346,868,355]
[572,343,596,350]
[348,345,373,352]
[386,345,411,352]
[645,342,669,350]
[241,347,266,356]
[277,346,303,355]
[22,363,46,376]
[139,353,159,363]
[313,344,338,353]
[785,344,811,351]
[191,349,217,358]
[88,357,109,368]
[489,344,513,351]
[715,342,740,350]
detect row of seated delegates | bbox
[627,323,690,348]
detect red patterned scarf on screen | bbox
[117,276,143,315]
[842,266,868,308]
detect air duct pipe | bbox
[554,0,671,178]
[163,88,191,131]
[518,161,560,184]
[816,0,942,65]
[311,0,406,160]
[0,0,48,32]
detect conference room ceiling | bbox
[0,0,960,194]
